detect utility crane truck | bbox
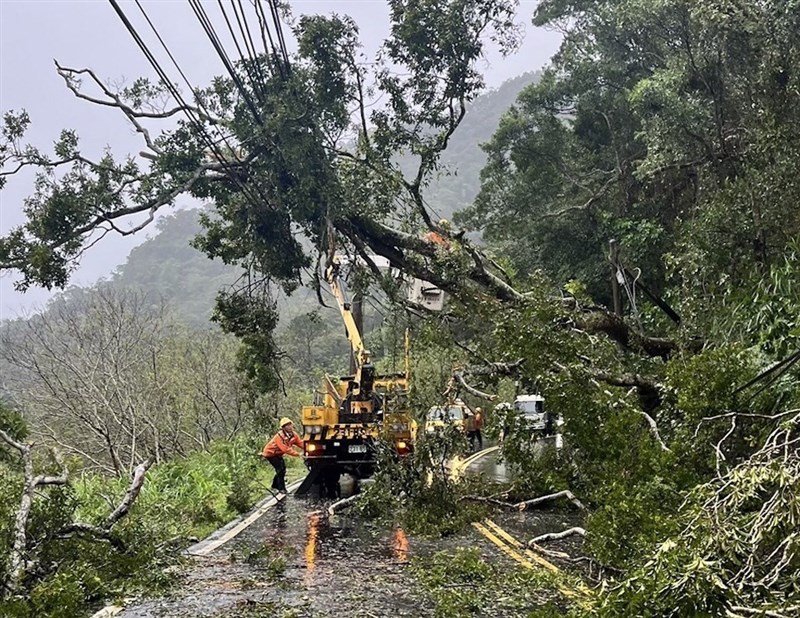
[295,256,418,496]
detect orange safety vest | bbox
[464,414,476,432]
[262,430,304,458]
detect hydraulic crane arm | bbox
[326,257,371,371]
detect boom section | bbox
[326,258,372,396]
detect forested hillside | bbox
[110,209,237,327]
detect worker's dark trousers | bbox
[267,456,287,492]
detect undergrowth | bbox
[411,547,570,618]
[0,434,298,618]
[356,430,490,536]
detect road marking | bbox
[483,519,560,572]
[450,445,500,480]
[476,518,594,605]
[187,478,304,556]
[472,521,535,569]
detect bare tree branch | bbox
[0,431,68,594]
[529,527,586,546]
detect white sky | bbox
[0,0,561,319]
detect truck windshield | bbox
[428,406,465,421]
[516,401,544,416]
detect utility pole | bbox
[609,239,622,316]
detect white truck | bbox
[506,394,563,450]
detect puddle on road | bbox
[118,496,433,617]
[118,448,583,617]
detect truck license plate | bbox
[348,444,367,454]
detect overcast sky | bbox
[0,0,561,319]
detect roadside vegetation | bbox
[0,412,303,618]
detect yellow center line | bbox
[483,519,560,572]
[472,522,535,569]
[476,518,594,605]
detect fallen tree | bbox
[0,428,152,596]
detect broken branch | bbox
[453,370,498,401]
[516,490,586,511]
[0,431,69,594]
[327,494,361,516]
[529,527,586,546]
[105,459,153,528]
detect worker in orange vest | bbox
[261,417,304,496]
[474,407,484,451]
[423,219,452,249]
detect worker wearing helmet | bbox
[474,407,484,451]
[261,418,304,496]
[423,219,451,248]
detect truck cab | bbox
[514,394,550,433]
[425,399,471,434]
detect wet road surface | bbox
[461,445,509,483]
[116,445,584,617]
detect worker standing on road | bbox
[261,418,304,497]
[474,407,484,451]
[464,408,478,452]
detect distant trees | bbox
[0,286,257,475]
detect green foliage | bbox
[212,290,281,394]
[0,437,277,617]
[0,402,28,463]
[1,0,527,397]
[357,431,486,537]
[597,427,800,617]
[412,547,564,617]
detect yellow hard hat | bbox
[438,218,449,226]
[279,417,293,428]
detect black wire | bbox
[113,0,268,216]
[219,0,270,103]
[231,1,265,95]
[232,0,260,69]
[216,0,250,69]
[188,0,264,125]
[252,0,285,81]
[267,0,291,76]
[234,0,273,101]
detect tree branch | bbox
[0,431,68,595]
[528,527,586,546]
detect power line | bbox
[188,0,264,125]
[252,0,287,80]
[112,0,268,218]
[231,0,268,99]
[216,0,252,72]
